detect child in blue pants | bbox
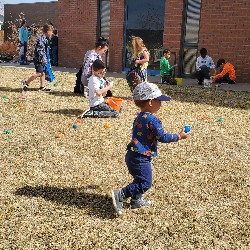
[112,82,190,215]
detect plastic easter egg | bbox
[56,133,63,138]
[184,125,191,133]
[104,123,110,128]
[73,123,78,129]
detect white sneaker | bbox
[21,80,28,91]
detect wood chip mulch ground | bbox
[0,66,249,249]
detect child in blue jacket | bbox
[21,24,53,92]
[112,82,190,215]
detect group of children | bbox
[160,47,236,86]
[20,31,191,216]
[192,48,236,85]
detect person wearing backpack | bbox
[132,37,150,81]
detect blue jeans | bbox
[215,73,235,84]
[122,150,152,200]
[20,41,27,64]
[51,46,58,66]
[193,65,210,84]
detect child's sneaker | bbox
[130,199,152,209]
[21,80,29,91]
[111,189,124,215]
[119,105,124,113]
[38,86,51,92]
[80,109,94,118]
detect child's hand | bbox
[174,64,178,67]
[178,129,191,140]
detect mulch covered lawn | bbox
[0,66,249,249]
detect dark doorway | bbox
[124,0,166,76]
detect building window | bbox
[99,0,110,39]
[124,0,166,75]
[181,0,202,76]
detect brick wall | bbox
[109,0,125,72]
[164,0,184,76]
[199,0,250,83]
[4,2,58,41]
[57,0,98,68]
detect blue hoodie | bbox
[19,26,32,43]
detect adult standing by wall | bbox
[19,19,32,65]
[50,29,58,66]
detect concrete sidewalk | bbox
[1,62,250,92]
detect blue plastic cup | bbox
[184,125,191,133]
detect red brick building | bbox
[4,1,250,83]
[58,0,250,83]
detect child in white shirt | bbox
[83,59,119,118]
[193,48,215,85]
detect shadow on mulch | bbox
[0,86,38,93]
[49,91,83,97]
[42,108,84,117]
[15,185,116,219]
[159,85,250,110]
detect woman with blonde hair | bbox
[132,36,150,81]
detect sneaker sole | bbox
[130,200,152,209]
[38,89,51,92]
[111,190,122,216]
[20,81,28,91]
[80,109,91,118]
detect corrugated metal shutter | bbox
[181,0,202,75]
[100,0,110,39]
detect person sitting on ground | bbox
[212,59,236,84]
[21,24,54,92]
[193,48,215,85]
[160,49,178,85]
[82,59,119,118]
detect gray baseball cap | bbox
[132,82,171,101]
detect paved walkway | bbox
[1,62,250,92]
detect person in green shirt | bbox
[160,49,177,85]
